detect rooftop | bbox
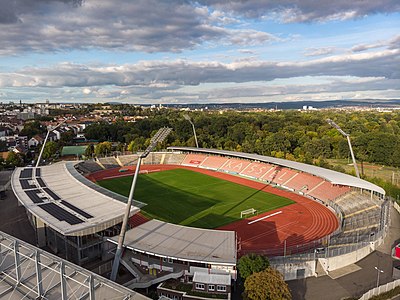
[108,219,236,266]
[193,272,231,285]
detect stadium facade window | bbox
[217,285,226,292]
[196,283,205,290]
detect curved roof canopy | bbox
[12,161,139,236]
[168,147,385,196]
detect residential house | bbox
[28,135,45,148]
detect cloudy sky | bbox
[0,0,399,104]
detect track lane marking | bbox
[248,210,282,225]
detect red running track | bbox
[87,165,339,256]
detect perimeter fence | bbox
[359,279,400,300]
[254,198,391,264]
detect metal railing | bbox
[268,200,390,265]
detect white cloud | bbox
[352,35,400,52]
[201,0,400,22]
[0,0,275,55]
[304,47,336,57]
[0,49,398,89]
[82,88,92,94]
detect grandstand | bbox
[219,158,251,174]
[181,153,207,167]
[284,172,324,192]
[200,155,229,170]
[97,156,120,169]
[162,152,186,165]
[269,167,298,186]
[307,181,351,202]
[239,161,274,178]
[76,159,103,174]
[117,154,139,166]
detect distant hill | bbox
[163,99,400,110]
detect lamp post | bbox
[35,120,65,168]
[374,266,384,287]
[110,127,172,281]
[183,114,199,148]
[326,119,360,178]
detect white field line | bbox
[248,211,282,225]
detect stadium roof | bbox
[108,219,236,266]
[168,147,385,196]
[11,161,139,236]
[0,230,149,300]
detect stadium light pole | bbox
[35,120,65,168]
[183,114,199,148]
[110,127,172,281]
[326,119,360,178]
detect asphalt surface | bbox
[288,204,400,300]
[0,171,36,245]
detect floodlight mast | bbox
[110,127,172,281]
[35,120,65,168]
[183,114,199,148]
[326,119,360,178]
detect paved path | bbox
[288,203,400,300]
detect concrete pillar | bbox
[77,236,81,265]
[64,236,68,261]
[35,217,47,247]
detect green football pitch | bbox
[98,168,295,229]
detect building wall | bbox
[192,282,230,294]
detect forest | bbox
[84,109,400,170]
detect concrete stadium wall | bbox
[273,261,316,281]
[318,236,385,272]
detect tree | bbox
[244,268,291,300]
[42,141,58,159]
[6,151,23,167]
[85,144,95,158]
[237,254,270,280]
[94,141,112,156]
[0,140,7,152]
[59,130,75,146]
[0,157,5,170]
[116,142,125,153]
[20,120,46,139]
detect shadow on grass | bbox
[185,213,238,229]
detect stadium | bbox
[10,146,390,293]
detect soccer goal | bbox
[241,208,257,218]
